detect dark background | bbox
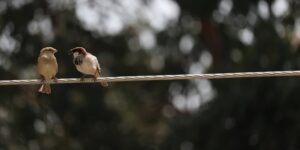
[0,0,300,149]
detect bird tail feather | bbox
[96,67,109,87]
[100,81,109,87]
[38,84,51,94]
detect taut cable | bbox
[1,70,300,86]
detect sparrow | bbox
[37,47,58,94]
[69,47,108,87]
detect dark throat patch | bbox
[74,57,83,65]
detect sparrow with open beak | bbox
[37,47,58,94]
[69,47,108,87]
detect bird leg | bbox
[52,76,58,83]
[40,75,45,83]
[93,75,98,82]
[80,74,87,81]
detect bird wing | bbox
[94,57,101,75]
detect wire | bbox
[1,70,300,86]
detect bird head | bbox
[40,47,57,54]
[69,47,87,57]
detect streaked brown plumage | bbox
[69,47,108,87]
[37,47,58,94]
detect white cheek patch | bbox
[73,52,79,57]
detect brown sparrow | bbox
[37,47,58,94]
[69,47,108,87]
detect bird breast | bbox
[38,54,58,79]
[75,55,98,75]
